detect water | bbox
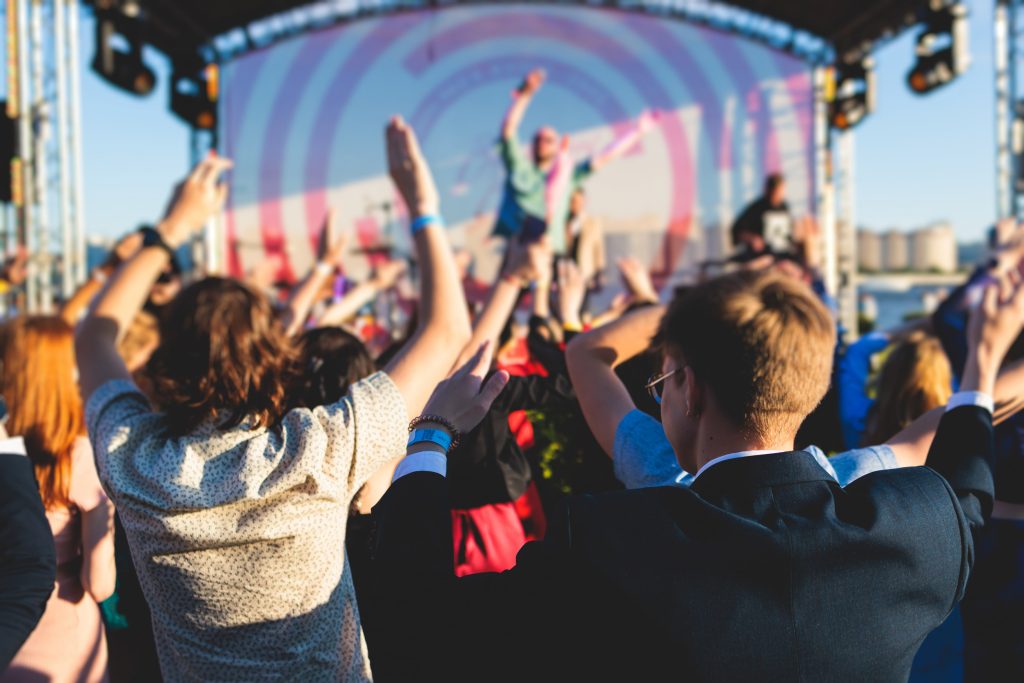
[860,285,955,332]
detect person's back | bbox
[77,126,476,682]
[524,458,965,681]
[86,278,407,681]
[370,269,1007,681]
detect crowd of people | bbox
[0,69,1023,682]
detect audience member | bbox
[0,317,115,683]
[74,122,471,681]
[369,268,1018,681]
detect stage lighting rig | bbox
[906,1,969,95]
[829,57,876,130]
[170,63,218,131]
[91,10,156,96]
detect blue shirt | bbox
[612,409,899,490]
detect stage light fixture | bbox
[91,12,155,96]
[829,57,875,131]
[170,63,218,131]
[906,2,969,95]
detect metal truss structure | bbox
[996,0,1024,221]
[4,0,87,313]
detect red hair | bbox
[0,316,85,509]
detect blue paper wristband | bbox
[411,214,443,234]
[407,428,453,453]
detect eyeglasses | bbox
[645,368,679,404]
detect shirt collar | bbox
[693,450,784,481]
[0,436,27,456]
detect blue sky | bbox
[854,0,995,241]
[75,3,996,242]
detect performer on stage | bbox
[730,173,795,258]
[494,69,655,253]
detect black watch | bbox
[139,226,177,259]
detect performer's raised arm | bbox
[588,109,658,174]
[501,68,544,141]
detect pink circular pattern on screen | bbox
[220,6,813,284]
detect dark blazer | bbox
[368,405,994,682]
[0,452,57,670]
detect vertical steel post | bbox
[813,65,837,298]
[29,0,52,312]
[835,130,858,342]
[997,1,1013,219]
[67,0,86,283]
[54,0,74,298]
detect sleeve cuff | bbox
[392,450,447,482]
[946,391,994,415]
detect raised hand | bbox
[159,155,233,249]
[421,341,510,436]
[965,275,1024,394]
[98,231,144,275]
[517,68,545,97]
[317,208,350,269]
[386,116,439,220]
[502,236,552,287]
[557,258,587,327]
[370,259,408,290]
[617,256,658,304]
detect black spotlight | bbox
[907,2,969,95]
[830,57,876,130]
[170,63,218,130]
[91,11,156,96]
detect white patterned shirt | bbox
[86,372,407,682]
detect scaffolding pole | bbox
[67,0,85,284]
[813,66,837,297]
[6,0,87,311]
[54,0,72,297]
[996,1,1013,218]
[835,130,858,343]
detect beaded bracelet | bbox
[408,414,461,449]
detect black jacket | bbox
[368,405,993,682]
[0,452,57,670]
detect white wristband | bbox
[315,262,334,277]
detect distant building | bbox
[910,223,957,273]
[882,229,909,271]
[857,230,883,271]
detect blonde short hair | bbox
[655,270,836,442]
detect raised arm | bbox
[588,110,657,174]
[454,237,550,368]
[281,210,349,336]
[566,303,665,455]
[61,231,143,325]
[316,259,407,328]
[76,156,233,402]
[923,278,1024,529]
[502,69,544,141]
[381,117,472,419]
